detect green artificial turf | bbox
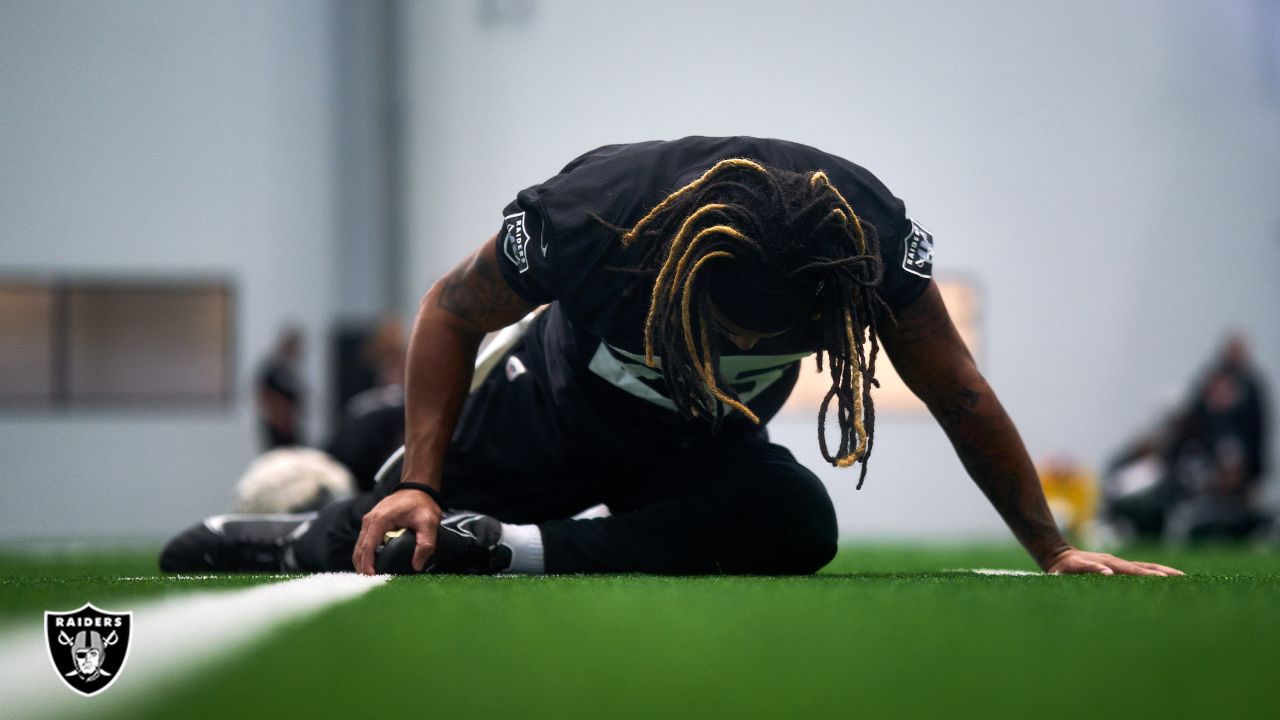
[0,545,287,628]
[23,543,1259,720]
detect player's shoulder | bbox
[537,136,912,272]
[744,137,901,208]
[551,136,900,203]
[559,135,883,175]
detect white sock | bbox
[500,523,545,574]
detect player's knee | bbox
[726,467,838,575]
[772,480,838,574]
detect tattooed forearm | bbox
[398,238,535,488]
[434,239,535,330]
[934,385,981,427]
[880,280,1070,567]
[929,382,1070,565]
[879,285,973,365]
[883,300,953,346]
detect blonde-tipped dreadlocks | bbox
[620,158,885,486]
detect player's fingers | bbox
[1057,561,1112,575]
[351,517,370,575]
[1126,558,1182,573]
[352,538,370,576]
[411,528,436,573]
[1120,564,1163,576]
[1091,563,1115,575]
[354,513,387,575]
[1108,559,1164,576]
[1132,561,1184,576]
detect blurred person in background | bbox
[1101,408,1195,540]
[163,137,1182,578]
[325,317,409,491]
[255,327,306,450]
[361,315,408,389]
[1172,333,1271,541]
[221,319,408,515]
[1104,333,1271,542]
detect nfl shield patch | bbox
[45,603,132,696]
[901,219,934,279]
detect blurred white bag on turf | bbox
[233,447,355,513]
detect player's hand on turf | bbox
[1043,549,1183,576]
[353,489,442,575]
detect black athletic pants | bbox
[291,344,838,575]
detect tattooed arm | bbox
[353,238,536,574]
[878,281,1181,576]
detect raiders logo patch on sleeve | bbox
[901,219,934,279]
[502,212,532,273]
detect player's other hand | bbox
[1043,548,1184,576]
[353,489,442,575]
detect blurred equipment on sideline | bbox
[1038,456,1098,541]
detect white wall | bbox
[0,1,342,538]
[399,0,1280,539]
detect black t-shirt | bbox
[493,136,932,445]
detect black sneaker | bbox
[374,512,512,575]
[159,513,314,573]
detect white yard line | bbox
[960,568,1042,576]
[0,573,388,719]
[115,574,229,581]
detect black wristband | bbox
[392,482,444,508]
